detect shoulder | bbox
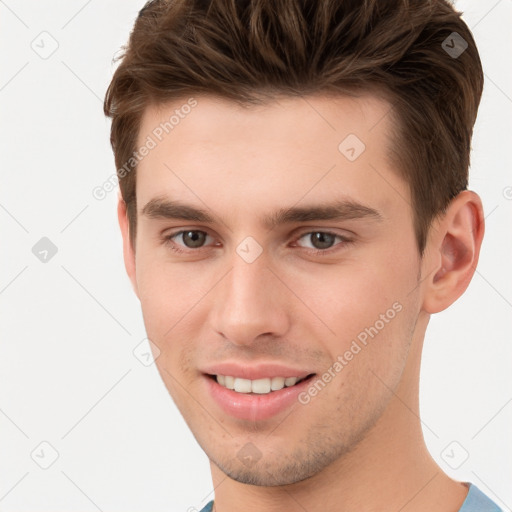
[458,483,503,512]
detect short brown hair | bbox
[104,0,483,254]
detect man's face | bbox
[127,93,425,485]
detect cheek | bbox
[296,254,417,334]
[290,247,420,383]
[297,267,418,426]
[135,249,209,335]
[135,255,204,402]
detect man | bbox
[104,0,502,510]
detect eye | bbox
[294,231,351,253]
[162,229,352,256]
[164,230,214,253]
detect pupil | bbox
[312,232,334,249]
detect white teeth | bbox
[234,378,252,393]
[224,375,235,390]
[215,375,305,394]
[270,376,285,390]
[252,378,271,394]
[284,377,298,387]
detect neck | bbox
[209,317,469,512]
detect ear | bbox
[421,190,485,314]
[117,194,139,299]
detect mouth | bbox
[203,372,317,421]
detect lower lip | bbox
[203,374,315,422]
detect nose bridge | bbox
[211,247,289,345]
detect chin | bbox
[208,442,344,487]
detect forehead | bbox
[135,93,408,226]
[138,92,393,151]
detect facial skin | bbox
[118,93,484,511]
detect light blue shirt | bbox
[198,482,502,512]
[459,484,503,512]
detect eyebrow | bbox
[141,197,383,230]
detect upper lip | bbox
[201,362,314,380]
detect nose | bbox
[209,250,291,347]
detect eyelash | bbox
[162,229,353,256]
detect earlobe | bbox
[117,197,139,298]
[422,191,485,314]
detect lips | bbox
[200,362,316,421]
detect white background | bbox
[0,1,511,511]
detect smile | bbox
[203,371,317,421]
[213,374,312,394]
